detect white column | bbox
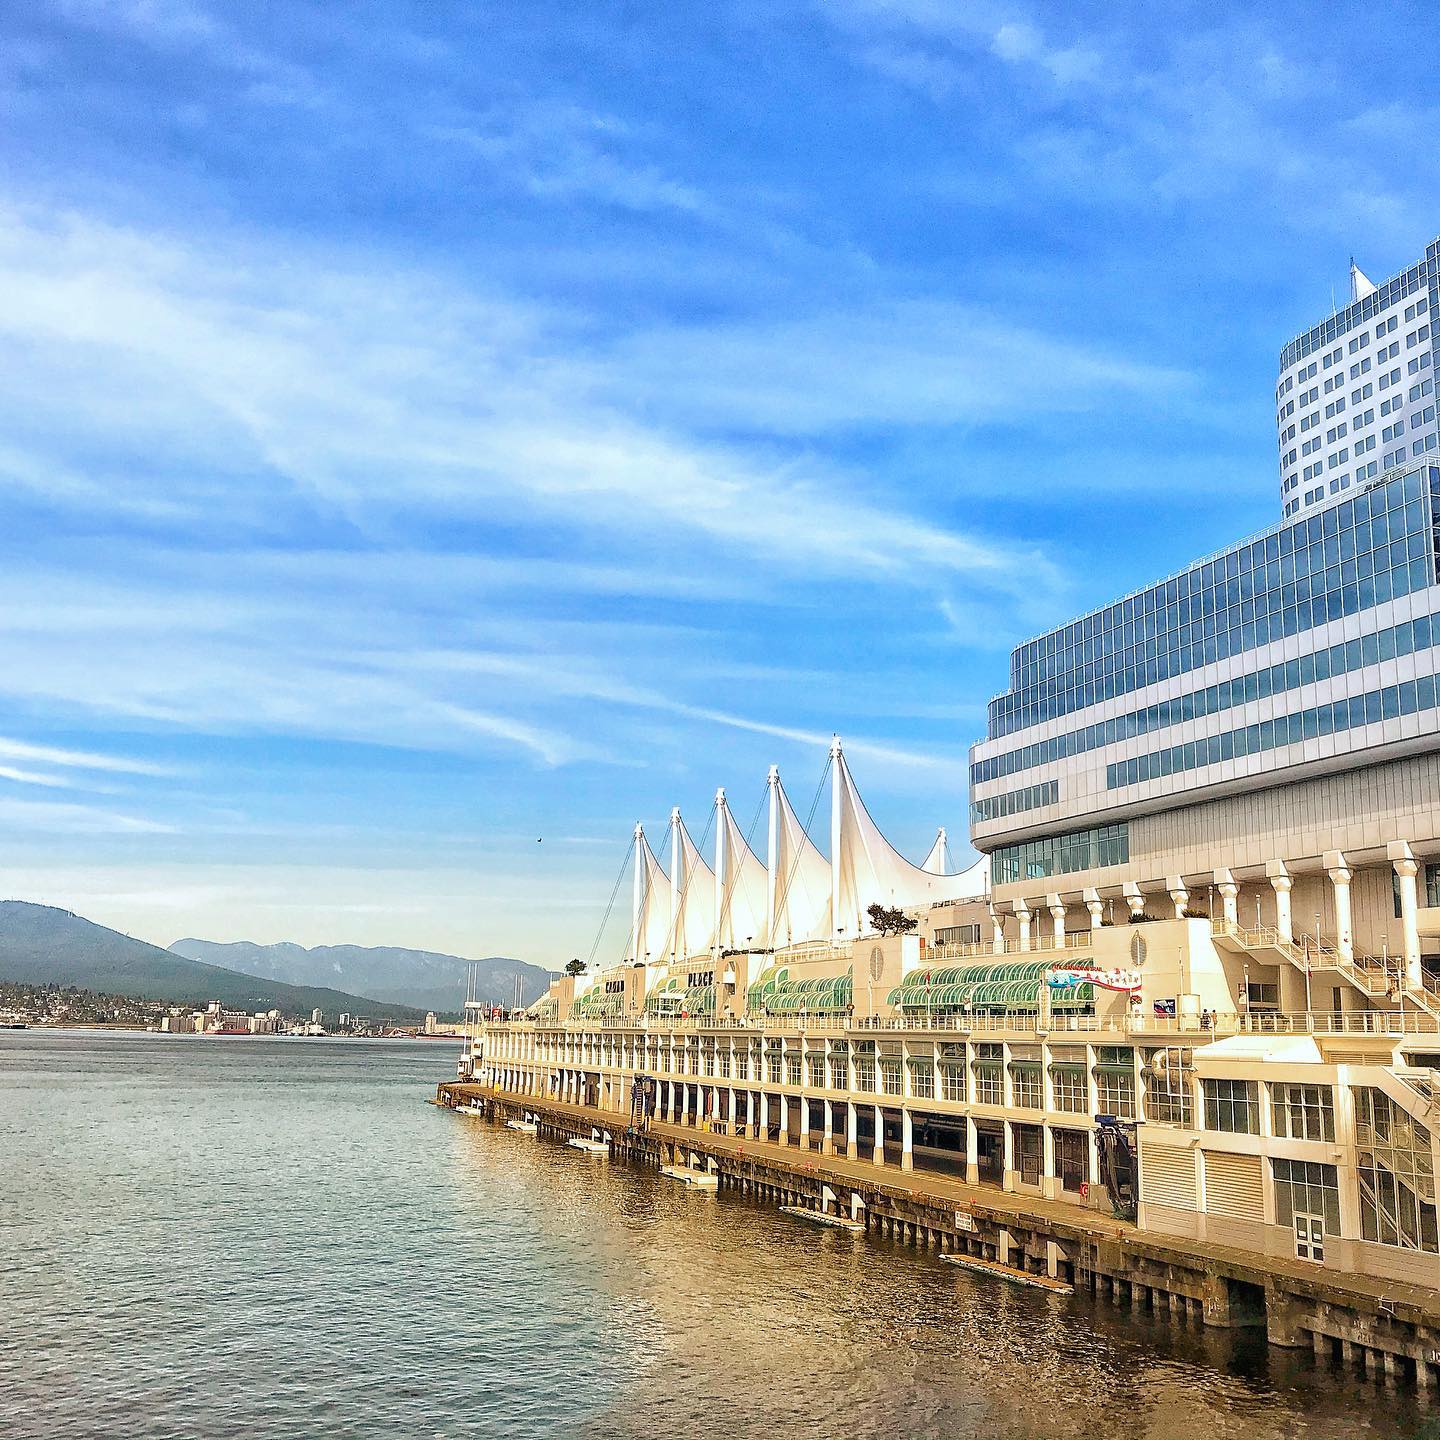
[799,1093,810,1150]
[1047,895,1066,947]
[822,1097,833,1154]
[713,788,729,957]
[669,807,682,963]
[777,1092,789,1146]
[1123,881,1145,920]
[901,1109,914,1172]
[1083,888,1104,929]
[630,821,645,963]
[830,735,845,940]
[1325,850,1354,964]
[746,1089,756,1137]
[872,1104,884,1166]
[990,909,1005,954]
[1016,902,1032,952]
[1267,861,1293,943]
[1213,868,1238,926]
[1390,842,1423,990]
[1166,876,1189,920]
[766,765,781,949]
[846,1100,858,1158]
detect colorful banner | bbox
[1046,965,1142,993]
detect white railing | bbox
[926,932,1096,962]
[480,1007,1440,1041]
[770,940,855,965]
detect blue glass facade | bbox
[974,609,1440,788]
[985,465,1440,743]
[1105,675,1440,791]
[991,824,1128,886]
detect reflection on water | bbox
[0,1031,1427,1439]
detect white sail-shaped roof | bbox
[830,739,986,937]
[948,854,990,900]
[768,768,832,947]
[715,788,768,952]
[668,809,716,961]
[921,827,949,875]
[640,831,673,964]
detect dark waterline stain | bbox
[0,1030,1429,1440]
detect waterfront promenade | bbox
[441,1080,1440,1384]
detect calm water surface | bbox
[1,1030,1433,1439]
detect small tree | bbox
[564,959,586,977]
[867,903,917,937]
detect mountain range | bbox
[0,902,426,1019]
[169,938,553,1014]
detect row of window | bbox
[1282,358,1436,498]
[989,469,1438,739]
[991,823,1128,885]
[1279,253,1435,371]
[1106,673,1440,791]
[971,608,1440,788]
[969,778,1057,823]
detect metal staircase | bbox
[1209,918,1440,1022]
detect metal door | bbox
[1293,1212,1325,1262]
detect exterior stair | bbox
[1210,917,1440,1023]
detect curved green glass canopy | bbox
[746,963,853,1014]
[887,961,1092,1013]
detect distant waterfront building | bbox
[424,1012,438,1035]
[311,1008,323,1026]
[1278,239,1438,518]
[474,237,1440,1307]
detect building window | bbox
[1051,1064,1087,1114]
[1203,1078,1260,1134]
[829,1058,848,1089]
[785,1056,802,1087]
[1426,863,1440,910]
[1144,1056,1195,1127]
[991,824,1128,885]
[1355,1087,1439,1252]
[768,1055,782,1084]
[910,1063,935,1100]
[807,1055,825,1087]
[1014,1124,1043,1186]
[1094,1047,1136,1120]
[974,1066,1003,1106]
[1271,1084,1336,1141]
[934,924,982,947]
[879,1059,902,1096]
[855,1059,875,1093]
[1273,1159,1341,1233]
[718,1052,731,1078]
[939,1064,966,1102]
[1055,1129,1088,1193]
[1010,1063,1042,1110]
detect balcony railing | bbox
[926,931,1095,962]
[481,1006,1440,1045]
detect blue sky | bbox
[0,0,1436,963]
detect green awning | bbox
[888,960,1092,1013]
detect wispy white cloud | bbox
[0,735,171,776]
[427,103,710,216]
[0,797,175,834]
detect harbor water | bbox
[1,1030,1432,1439]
